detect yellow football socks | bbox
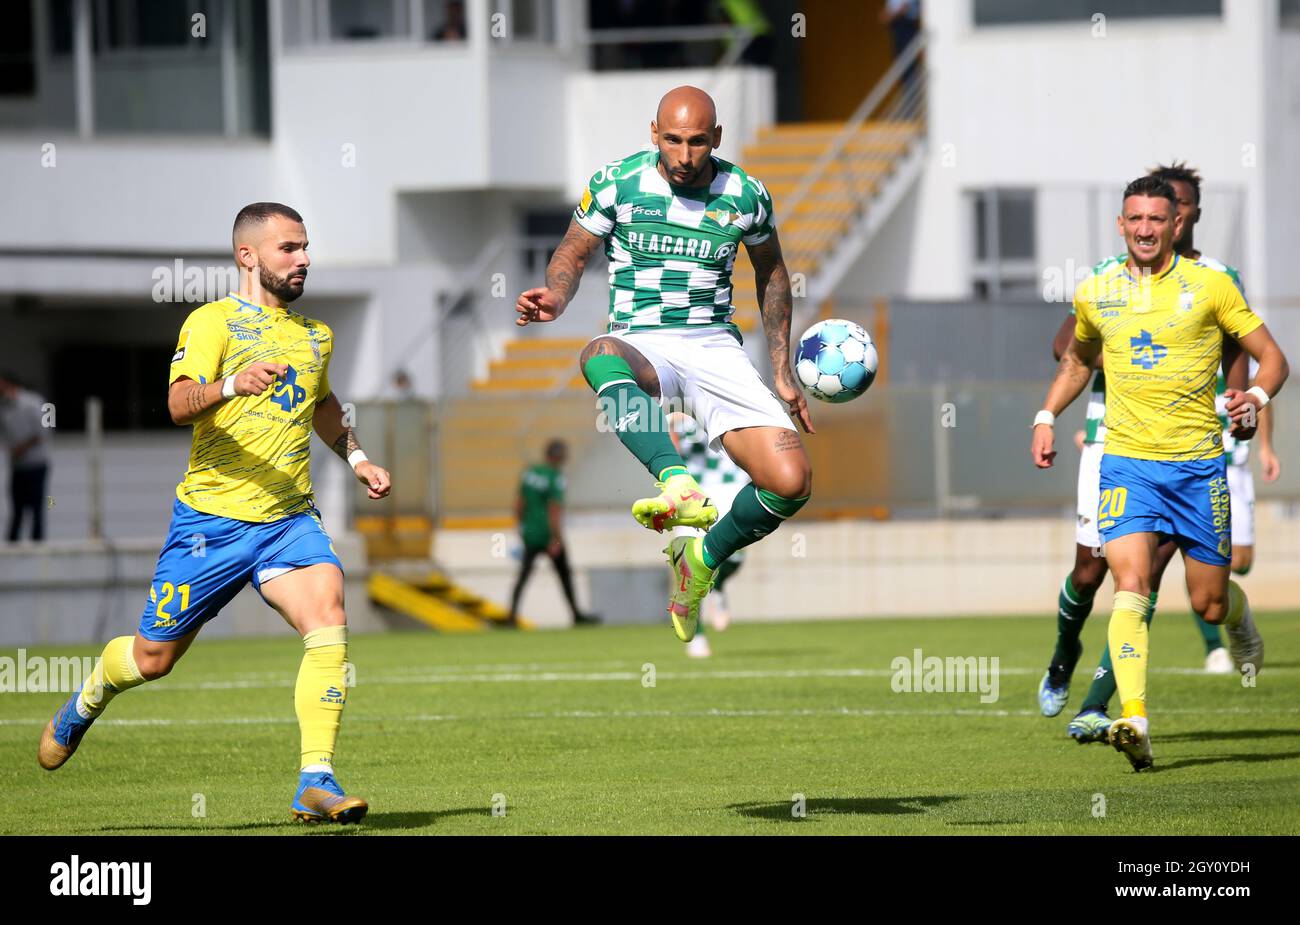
[1109,590,1152,719]
[77,635,146,719]
[296,625,348,770]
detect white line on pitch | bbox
[128,664,1298,691]
[0,704,1297,728]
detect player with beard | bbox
[38,203,391,824]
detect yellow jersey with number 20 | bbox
[168,293,334,522]
[1073,255,1261,462]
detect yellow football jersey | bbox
[169,293,334,521]
[1073,254,1261,461]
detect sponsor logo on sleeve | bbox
[172,330,189,364]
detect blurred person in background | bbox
[670,413,751,658]
[433,0,467,41]
[390,368,416,400]
[880,0,921,89]
[0,371,52,542]
[509,439,600,627]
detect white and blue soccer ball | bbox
[794,319,878,403]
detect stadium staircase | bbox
[367,568,530,633]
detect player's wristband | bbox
[221,376,237,399]
[1032,410,1056,428]
[347,449,369,470]
[1246,386,1270,408]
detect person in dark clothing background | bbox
[0,371,52,542]
[509,439,599,627]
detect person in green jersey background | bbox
[508,439,598,627]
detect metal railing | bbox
[784,32,928,320]
[429,233,608,398]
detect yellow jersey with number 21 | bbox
[1072,254,1261,462]
[168,293,334,522]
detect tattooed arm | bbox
[313,391,392,499]
[168,378,224,426]
[167,361,286,425]
[516,218,605,326]
[747,230,814,434]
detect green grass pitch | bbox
[2,611,1297,835]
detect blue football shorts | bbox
[138,498,343,641]
[1097,453,1231,567]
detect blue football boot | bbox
[38,690,96,771]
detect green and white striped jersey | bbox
[572,148,776,337]
[1215,371,1250,466]
[1076,253,1247,465]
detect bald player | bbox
[38,202,391,824]
[516,86,812,643]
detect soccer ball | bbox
[794,319,878,403]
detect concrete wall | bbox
[0,532,378,647]
[435,505,1300,630]
[5,503,1295,645]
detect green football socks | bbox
[583,354,685,479]
[701,485,808,569]
[1051,574,1094,675]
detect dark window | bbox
[970,189,1038,301]
[329,0,400,40]
[974,0,1221,26]
[49,0,75,55]
[51,344,174,431]
[104,0,206,49]
[522,209,574,273]
[0,1,35,96]
[1283,0,1300,29]
[997,194,1035,260]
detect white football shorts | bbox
[1075,441,1104,549]
[599,326,795,451]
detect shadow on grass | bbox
[362,808,484,830]
[730,795,960,822]
[1158,750,1300,771]
[95,821,302,834]
[92,808,483,835]
[1158,728,1300,743]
